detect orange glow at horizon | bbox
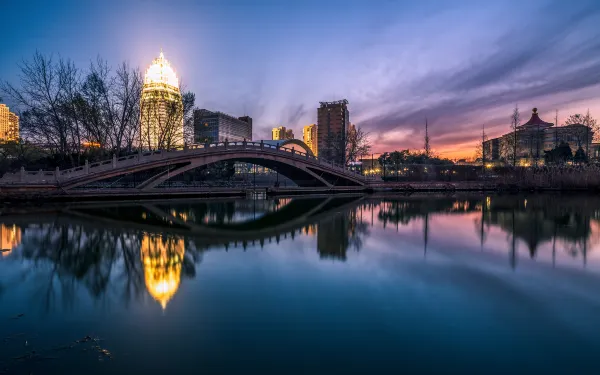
[369,145,476,160]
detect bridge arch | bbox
[2,142,369,190]
[58,144,365,190]
[136,153,333,189]
[261,139,314,156]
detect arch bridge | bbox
[0,141,373,191]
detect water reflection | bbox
[0,223,21,256]
[1,194,599,310]
[141,234,186,309]
[377,195,599,266]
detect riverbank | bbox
[1,180,599,205]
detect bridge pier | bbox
[85,160,89,174]
[112,154,117,168]
[55,167,60,182]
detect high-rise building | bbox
[194,109,252,142]
[272,126,286,140]
[0,104,19,142]
[272,126,295,140]
[317,99,349,164]
[272,126,294,140]
[302,124,318,156]
[140,50,184,150]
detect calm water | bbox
[1,194,600,374]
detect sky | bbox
[1,0,600,159]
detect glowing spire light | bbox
[144,49,180,88]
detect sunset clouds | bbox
[1,0,599,158]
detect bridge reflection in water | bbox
[1,194,600,310]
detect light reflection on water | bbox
[1,194,600,374]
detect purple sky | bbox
[2,0,600,158]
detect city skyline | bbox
[2,0,600,158]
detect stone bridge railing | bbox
[0,141,374,185]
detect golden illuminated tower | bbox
[0,104,19,142]
[272,126,286,140]
[141,234,185,309]
[302,124,318,156]
[140,50,184,150]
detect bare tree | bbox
[179,86,196,145]
[2,52,148,165]
[1,52,78,158]
[582,109,599,142]
[326,131,346,165]
[499,134,515,164]
[564,113,595,156]
[79,58,112,150]
[475,125,489,166]
[345,125,371,166]
[79,59,143,154]
[481,124,488,167]
[565,109,600,154]
[58,59,85,164]
[554,109,559,148]
[110,62,142,153]
[510,104,520,166]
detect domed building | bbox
[140,50,184,150]
[485,107,596,165]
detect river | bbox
[1,194,599,374]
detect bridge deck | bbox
[0,141,377,189]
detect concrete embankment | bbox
[0,181,595,204]
[0,185,368,203]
